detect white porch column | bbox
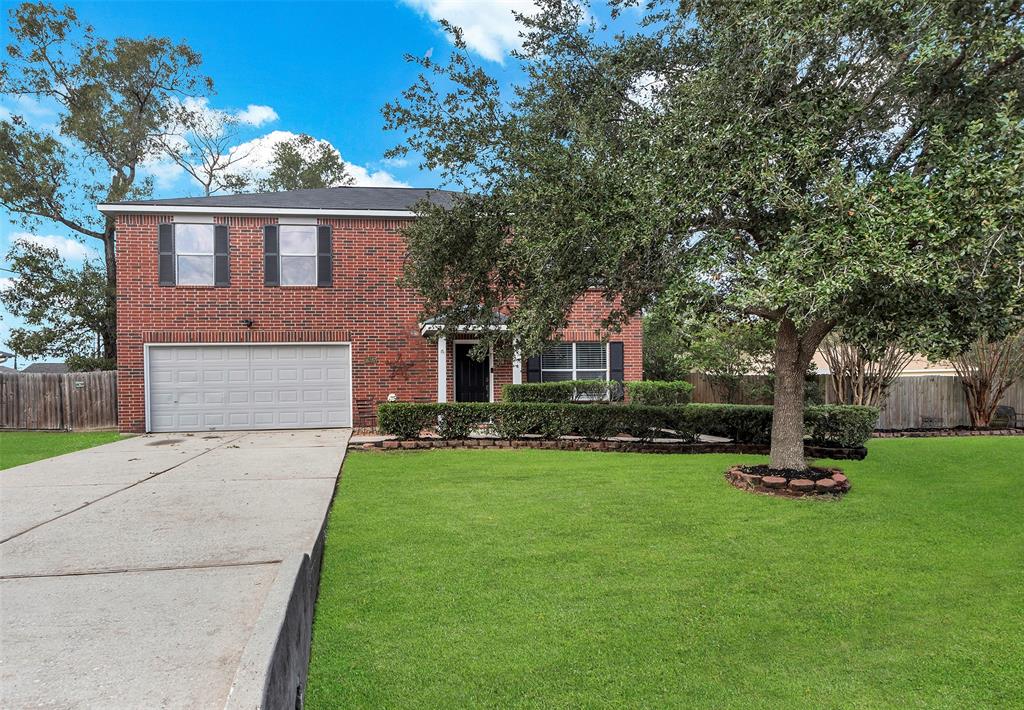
[437,336,448,402]
[511,341,523,385]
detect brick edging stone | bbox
[874,428,1023,438]
[351,437,868,460]
[724,465,851,498]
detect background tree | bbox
[158,101,253,196]
[259,133,354,191]
[820,333,913,406]
[0,240,113,370]
[0,2,210,360]
[386,0,1024,470]
[951,329,1024,427]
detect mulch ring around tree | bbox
[725,464,850,498]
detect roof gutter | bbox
[96,204,417,218]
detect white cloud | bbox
[13,232,98,262]
[345,164,411,188]
[140,157,187,191]
[235,104,279,127]
[0,95,59,123]
[401,0,541,63]
[0,277,14,291]
[224,131,410,188]
[169,97,279,131]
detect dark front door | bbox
[455,343,490,402]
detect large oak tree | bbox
[0,2,210,360]
[386,0,1024,469]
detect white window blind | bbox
[279,225,318,286]
[175,224,215,286]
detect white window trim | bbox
[278,224,319,287]
[540,342,611,382]
[174,223,216,286]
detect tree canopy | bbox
[0,1,210,359]
[386,0,1024,468]
[259,133,354,192]
[1,239,113,370]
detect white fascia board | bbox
[97,204,417,218]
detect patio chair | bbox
[991,405,1022,429]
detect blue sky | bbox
[0,0,539,362]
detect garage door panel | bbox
[148,344,351,432]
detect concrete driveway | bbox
[0,428,350,709]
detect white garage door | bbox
[147,344,351,432]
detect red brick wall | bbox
[115,214,643,431]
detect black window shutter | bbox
[158,223,175,286]
[317,225,332,287]
[214,224,229,287]
[526,355,542,382]
[609,342,625,382]
[264,225,279,286]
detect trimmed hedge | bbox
[626,380,694,405]
[805,405,879,448]
[503,380,623,403]
[376,402,879,447]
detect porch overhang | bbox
[419,322,510,337]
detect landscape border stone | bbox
[724,464,851,499]
[352,437,868,459]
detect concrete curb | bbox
[223,554,313,710]
[224,491,334,709]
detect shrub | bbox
[376,402,877,448]
[376,402,437,439]
[503,380,623,403]
[805,405,879,448]
[626,380,694,405]
[436,402,492,439]
[490,402,550,438]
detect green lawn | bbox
[308,438,1024,709]
[0,431,123,470]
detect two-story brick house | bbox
[100,187,643,433]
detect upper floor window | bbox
[174,224,216,285]
[158,223,228,287]
[263,224,333,288]
[279,226,318,286]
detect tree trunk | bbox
[769,319,808,469]
[101,220,118,361]
[768,317,834,470]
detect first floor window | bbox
[175,224,215,285]
[540,342,609,382]
[278,225,318,286]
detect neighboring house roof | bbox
[811,352,955,377]
[21,363,69,374]
[98,186,460,217]
[0,365,16,373]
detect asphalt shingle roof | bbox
[110,186,459,211]
[21,363,69,374]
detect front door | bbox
[455,343,490,402]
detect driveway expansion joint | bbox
[0,559,282,581]
[0,432,246,544]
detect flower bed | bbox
[353,436,868,459]
[725,464,851,498]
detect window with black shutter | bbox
[160,223,226,287]
[267,224,332,287]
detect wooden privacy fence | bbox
[685,372,1024,429]
[866,375,1024,429]
[0,371,118,431]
